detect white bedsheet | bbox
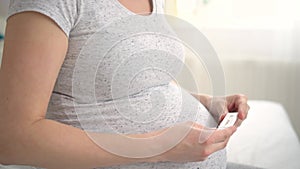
[227,100,300,169]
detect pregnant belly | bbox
[47,83,226,169]
[71,83,218,134]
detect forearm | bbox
[0,119,158,169]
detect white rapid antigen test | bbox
[218,112,239,129]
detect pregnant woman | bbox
[0,0,251,169]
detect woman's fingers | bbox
[238,102,250,120]
[218,113,227,124]
[198,125,236,144]
[232,94,249,120]
[198,127,216,144]
[196,126,236,158]
[207,137,231,155]
[234,118,243,127]
[161,121,237,163]
[204,126,237,144]
[226,94,249,123]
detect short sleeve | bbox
[8,0,80,37]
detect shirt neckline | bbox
[112,0,157,17]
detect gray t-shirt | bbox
[7,0,226,168]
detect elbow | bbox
[0,134,13,165]
[0,132,16,165]
[0,146,11,165]
[0,124,27,165]
[0,115,44,166]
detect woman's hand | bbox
[194,94,250,127]
[153,121,237,163]
[88,121,236,163]
[222,94,250,123]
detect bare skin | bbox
[0,1,249,168]
[118,0,153,15]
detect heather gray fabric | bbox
[226,162,265,169]
[7,0,226,168]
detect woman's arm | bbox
[0,12,237,169]
[0,12,151,169]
